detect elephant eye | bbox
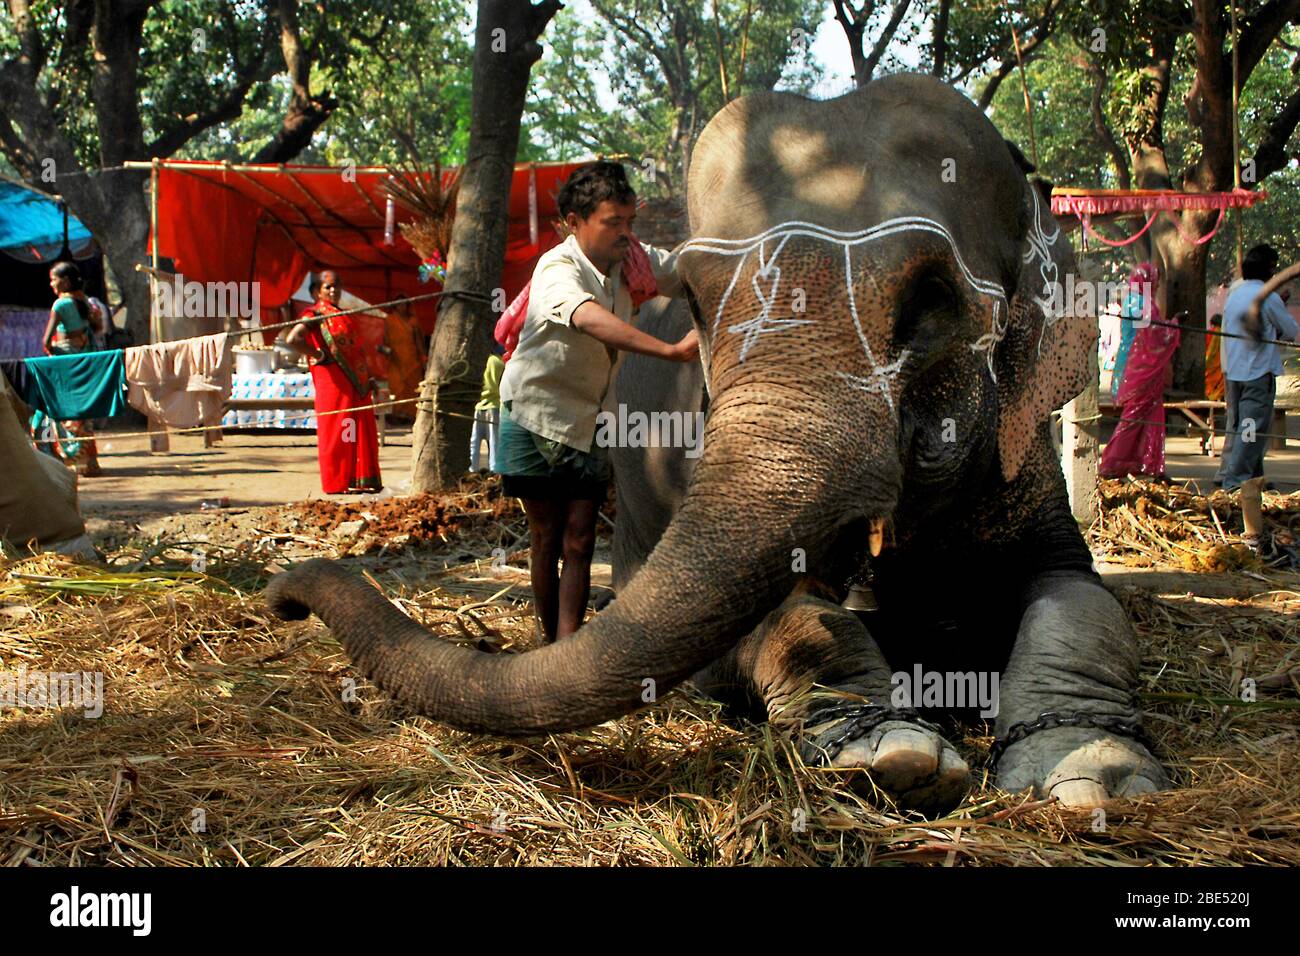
[894,271,960,352]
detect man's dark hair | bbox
[50,261,90,324]
[557,161,636,220]
[1242,244,1279,282]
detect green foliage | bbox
[524,0,825,191]
[1,0,472,171]
[987,21,1300,285]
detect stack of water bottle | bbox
[0,308,49,360]
[221,373,316,429]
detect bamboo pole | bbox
[148,157,168,453]
[121,159,587,176]
[1008,16,1041,169]
[1231,0,1244,275]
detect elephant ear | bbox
[995,178,1096,484]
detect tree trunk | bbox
[1153,220,1211,396]
[410,0,560,491]
[55,172,152,345]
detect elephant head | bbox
[268,74,1095,736]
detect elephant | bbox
[268,73,1170,815]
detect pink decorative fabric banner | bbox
[1051,188,1266,217]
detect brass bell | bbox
[843,582,879,612]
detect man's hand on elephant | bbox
[668,328,699,363]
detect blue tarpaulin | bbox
[0,181,93,262]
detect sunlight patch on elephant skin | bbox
[765,126,869,208]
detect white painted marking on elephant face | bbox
[728,255,814,362]
[680,216,1010,385]
[1022,186,1067,355]
[838,351,910,415]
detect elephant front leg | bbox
[996,571,1170,807]
[708,588,971,815]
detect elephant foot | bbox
[800,710,971,816]
[995,726,1169,808]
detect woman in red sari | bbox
[287,271,382,493]
[1100,293,1182,480]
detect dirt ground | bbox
[79,420,1300,530]
[79,423,621,589]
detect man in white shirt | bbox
[1214,244,1298,552]
[496,161,698,642]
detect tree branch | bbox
[975,0,1064,110]
[1251,82,1300,180]
[831,0,873,87]
[861,0,913,83]
[147,56,273,157]
[249,0,337,163]
[932,0,950,77]
[977,59,1018,109]
[1088,59,1130,189]
[1237,0,1300,87]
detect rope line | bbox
[76,392,484,443]
[1137,317,1300,350]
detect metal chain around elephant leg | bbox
[995,570,1171,807]
[725,588,972,816]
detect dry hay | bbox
[1090,478,1300,572]
[1,481,1298,866]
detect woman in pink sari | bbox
[1101,282,1181,478]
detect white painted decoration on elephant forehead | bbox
[679,217,1011,396]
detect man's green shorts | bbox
[495,402,611,501]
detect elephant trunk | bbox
[267,387,876,735]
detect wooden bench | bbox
[1098,398,1289,455]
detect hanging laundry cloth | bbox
[0,359,36,408]
[123,333,232,429]
[21,350,127,420]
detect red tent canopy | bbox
[151,159,588,335]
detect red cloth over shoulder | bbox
[622,238,658,307]
[495,280,529,362]
[494,238,660,363]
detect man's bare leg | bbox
[1241,476,1266,544]
[557,497,599,638]
[523,498,564,642]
